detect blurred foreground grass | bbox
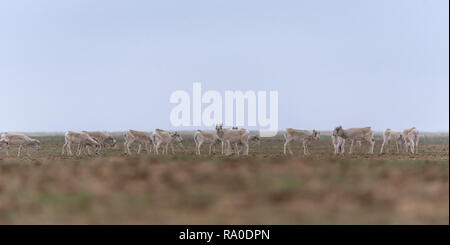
[0,135,448,224]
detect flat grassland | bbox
[0,133,448,224]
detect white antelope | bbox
[0,133,40,157]
[333,126,375,154]
[123,130,153,155]
[403,127,419,154]
[152,129,184,155]
[283,128,320,155]
[62,131,100,156]
[380,128,405,153]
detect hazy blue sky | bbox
[0,0,448,132]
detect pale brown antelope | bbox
[193,130,221,155]
[124,130,153,155]
[1,133,40,157]
[152,129,184,155]
[403,127,419,154]
[62,131,100,156]
[283,128,320,155]
[333,126,375,154]
[82,131,117,152]
[215,124,250,156]
[380,128,405,153]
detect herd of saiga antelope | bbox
[0,124,420,157]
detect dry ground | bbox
[0,133,448,224]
